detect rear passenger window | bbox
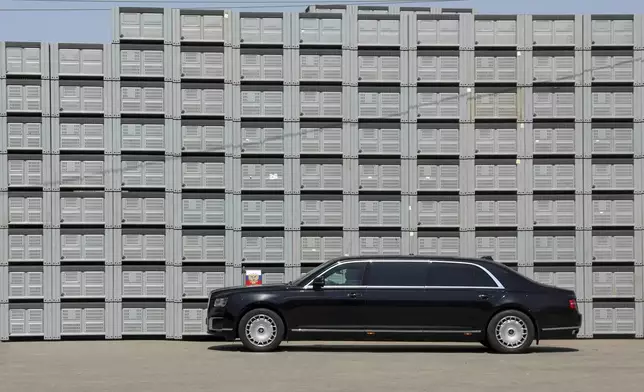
[426,262,498,288]
[365,262,427,287]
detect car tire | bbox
[238,308,285,353]
[486,309,535,354]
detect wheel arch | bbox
[235,302,289,340]
[486,303,540,342]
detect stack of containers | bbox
[517,14,644,338]
[2,6,644,342]
[48,39,113,341]
[0,41,52,341]
[576,15,644,338]
[170,8,233,339]
[109,7,175,340]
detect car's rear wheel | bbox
[238,308,284,352]
[486,309,535,354]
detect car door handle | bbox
[347,292,361,298]
[478,294,489,300]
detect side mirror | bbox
[312,277,325,290]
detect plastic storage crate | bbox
[180,229,226,263]
[592,265,639,299]
[118,118,168,153]
[359,231,402,256]
[8,303,44,337]
[60,265,107,299]
[357,50,401,83]
[8,265,43,300]
[474,51,517,83]
[358,195,401,227]
[4,117,49,152]
[415,50,460,83]
[120,230,166,262]
[120,193,168,225]
[358,160,402,191]
[533,232,580,264]
[299,232,344,263]
[590,51,634,82]
[8,193,44,225]
[51,43,106,78]
[240,85,284,118]
[52,118,106,153]
[239,48,283,81]
[114,7,170,42]
[298,49,343,82]
[527,15,582,47]
[61,303,106,336]
[240,231,285,264]
[60,228,106,262]
[180,83,225,116]
[416,232,461,257]
[593,303,636,335]
[7,229,45,263]
[474,16,518,47]
[181,194,225,226]
[532,194,579,227]
[299,86,343,118]
[298,123,343,155]
[531,52,577,83]
[298,159,343,191]
[1,42,49,78]
[591,231,636,263]
[4,79,49,115]
[474,160,517,191]
[589,87,634,119]
[181,157,225,190]
[474,195,518,227]
[175,9,227,44]
[588,124,636,155]
[586,16,635,47]
[181,265,225,299]
[58,192,107,225]
[357,14,401,46]
[182,120,226,153]
[240,195,285,227]
[118,265,166,299]
[121,302,167,335]
[475,124,519,155]
[299,194,344,227]
[475,231,519,263]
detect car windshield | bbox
[289,259,338,286]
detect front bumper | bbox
[206,316,236,340]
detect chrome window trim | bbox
[302,258,505,290]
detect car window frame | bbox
[302,259,505,290]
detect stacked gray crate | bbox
[1,41,52,341]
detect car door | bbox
[284,261,368,333]
[424,261,503,332]
[360,260,431,333]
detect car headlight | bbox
[213,297,228,307]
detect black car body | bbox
[206,256,582,353]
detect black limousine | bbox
[206,256,582,354]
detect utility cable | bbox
[33,56,640,186]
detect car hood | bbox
[209,284,291,298]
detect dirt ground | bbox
[1,340,643,392]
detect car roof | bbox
[329,255,496,266]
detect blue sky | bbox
[1,0,644,42]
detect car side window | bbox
[320,262,367,287]
[426,262,498,288]
[364,262,427,287]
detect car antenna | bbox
[481,256,494,261]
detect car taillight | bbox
[569,299,577,310]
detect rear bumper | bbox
[539,311,582,339]
[539,326,581,339]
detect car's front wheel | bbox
[486,309,535,354]
[238,308,284,352]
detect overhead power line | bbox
[37,56,640,186]
[15,0,464,4]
